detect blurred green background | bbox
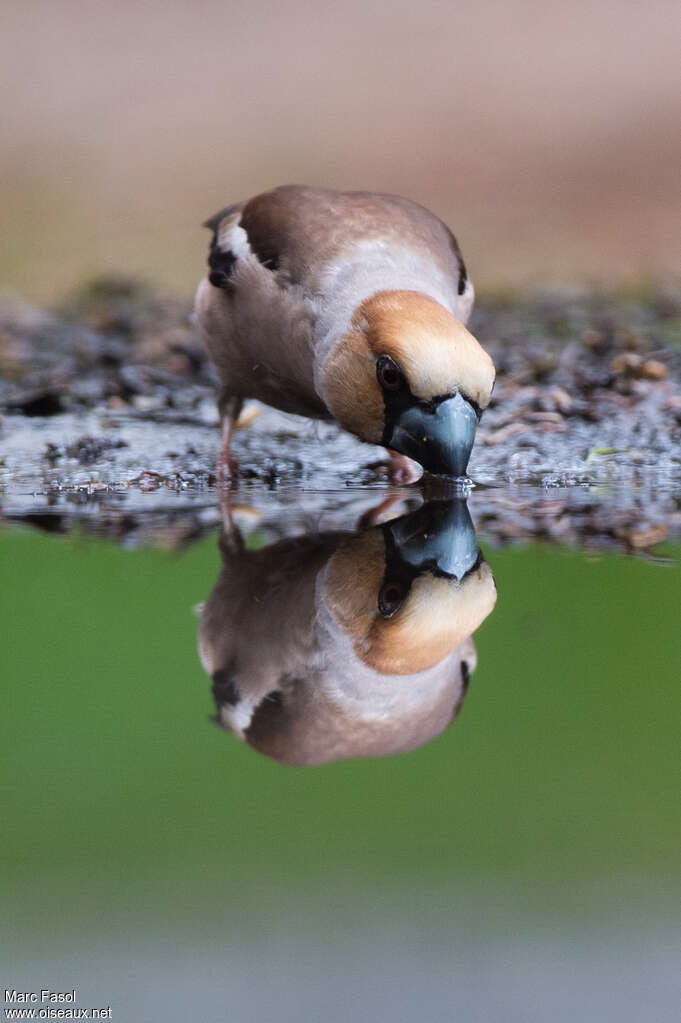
[3,526,679,900]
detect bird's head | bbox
[321,499,497,675]
[321,290,495,478]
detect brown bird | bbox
[195,185,495,480]
[199,499,497,765]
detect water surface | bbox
[2,489,680,1021]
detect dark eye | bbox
[378,581,407,618]
[461,660,472,692]
[376,355,404,391]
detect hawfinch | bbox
[199,499,497,765]
[195,185,495,479]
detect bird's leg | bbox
[217,494,246,559]
[216,390,243,487]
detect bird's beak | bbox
[385,498,479,580]
[388,392,478,479]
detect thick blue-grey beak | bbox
[388,392,478,479]
[386,499,479,580]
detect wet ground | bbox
[1,277,681,553]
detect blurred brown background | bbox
[2,0,680,301]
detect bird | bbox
[199,497,497,766]
[195,184,495,480]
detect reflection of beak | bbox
[386,498,479,580]
[389,392,478,478]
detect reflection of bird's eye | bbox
[461,659,472,692]
[378,582,406,618]
[376,355,404,391]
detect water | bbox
[2,487,680,1022]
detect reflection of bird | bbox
[199,499,497,766]
[195,185,495,480]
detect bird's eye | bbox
[378,581,407,618]
[376,355,404,391]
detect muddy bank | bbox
[1,276,680,551]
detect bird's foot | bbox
[216,446,240,490]
[380,449,423,485]
[215,472,242,555]
[357,495,414,529]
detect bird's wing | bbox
[203,186,471,311]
